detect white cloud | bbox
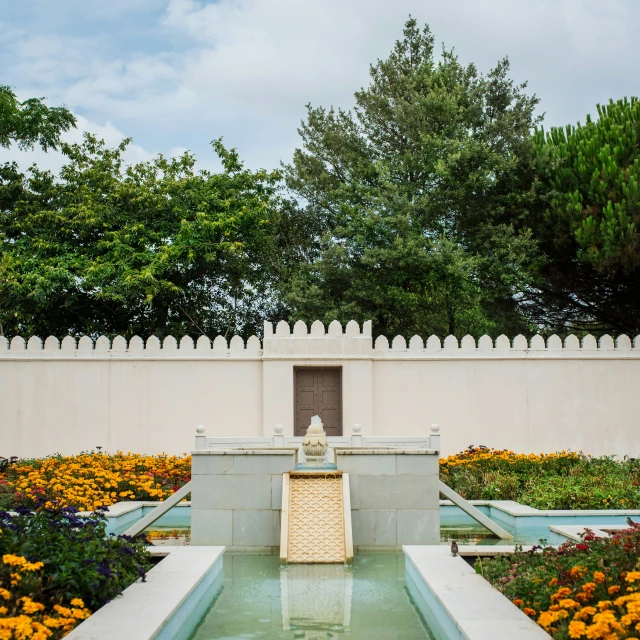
[2,0,639,171]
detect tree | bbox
[0,134,284,339]
[0,85,76,151]
[526,98,640,334]
[282,18,542,338]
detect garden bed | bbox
[477,523,640,639]
[0,507,150,639]
[441,448,640,510]
[2,449,640,513]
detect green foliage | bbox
[440,450,640,509]
[527,98,640,334]
[0,85,76,151]
[0,134,285,338]
[537,98,640,274]
[283,18,542,338]
[0,507,151,610]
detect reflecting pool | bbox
[189,554,435,639]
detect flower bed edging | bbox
[403,545,550,639]
[65,546,224,640]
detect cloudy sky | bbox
[1,0,638,173]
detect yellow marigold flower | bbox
[0,606,7,615]
[621,612,640,625]
[10,572,22,585]
[568,620,586,638]
[559,599,580,610]
[53,604,72,617]
[2,554,27,567]
[627,572,640,584]
[0,588,10,600]
[21,596,45,613]
[70,598,85,608]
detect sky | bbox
[1,0,638,174]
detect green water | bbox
[189,554,435,640]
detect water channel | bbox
[189,554,435,640]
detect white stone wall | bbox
[1,323,639,458]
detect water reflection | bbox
[189,554,433,639]
[280,564,353,632]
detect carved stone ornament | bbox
[302,416,328,458]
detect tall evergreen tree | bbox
[282,18,543,338]
[527,98,640,333]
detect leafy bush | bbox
[440,448,640,509]
[0,506,151,611]
[477,524,640,638]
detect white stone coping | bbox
[66,546,224,640]
[549,524,631,542]
[439,499,640,517]
[335,448,438,455]
[191,448,297,455]
[404,545,550,639]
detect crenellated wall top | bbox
[1,322,639,359]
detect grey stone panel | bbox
[233,510,277,547]
[397,510,440,544]
[190,509,232,545]
[271,473,283,509]
[348,474,360,509]
[356,474,439,510]
[336,454,397,475]
[192,454,234,475]
[191,474,272,510]
[396,454,439,475]
[351,509,397,546]
[232,453,295,475]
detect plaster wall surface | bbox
[1,321,639,458]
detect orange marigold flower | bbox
[548,578,558,587]
[593,571,605,583]
[559,599,580,610]
[523,608,536,616]
[573,606,597,621]
[513,598,524,606]
[608,585,620,595]
[568,620,586,638]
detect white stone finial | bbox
[273,424,283,435]
[430,423,440,434]
[196,425,206,435]
[302,416,328,458]
[352,424,362,434]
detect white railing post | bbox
[429,423,440,452]
[351,424,363,447]
[273,424,284,447]
[195,425,206,450]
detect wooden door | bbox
[294,367,342,436]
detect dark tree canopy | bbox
[526,98,640,334]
